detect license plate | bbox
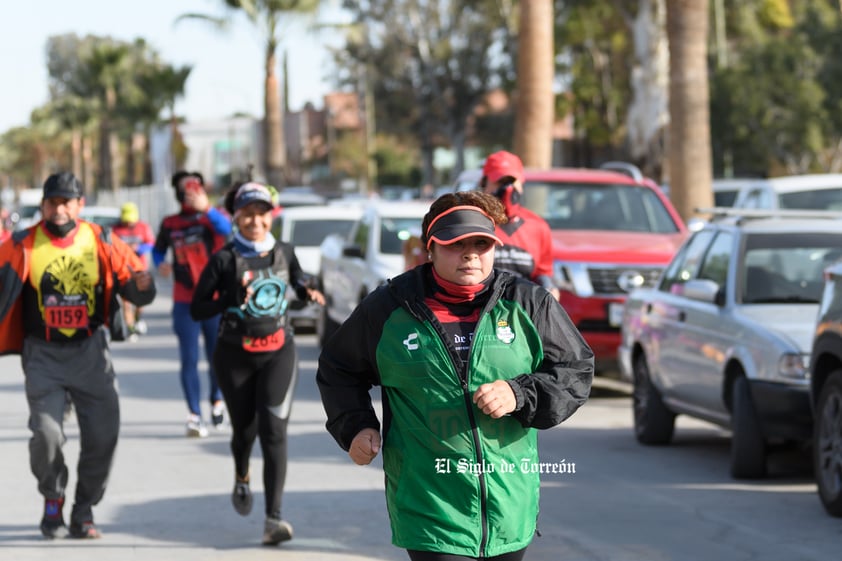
[608,303,624,327]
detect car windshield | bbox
[290,219,356,247]
[521,182,679,233]
[380,217,422,255]
[714,190,739,207]
[778,188,842,210]
[82,212,119,227]
[741,232,842,304]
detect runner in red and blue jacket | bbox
[152,171,232,437]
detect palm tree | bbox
[31,96,97,194]
[135,64,192,181]
[666,0,713,220]
[513,0,554,168]
[178,0,321,189]
[85,41,132,191]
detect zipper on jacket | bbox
[410,292,495,556]
[398,274,512,557]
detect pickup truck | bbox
[318,200,429,345]
[454,163,688,375]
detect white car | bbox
[620,209,842,478]
[713,174,842,211]
[271,205,362,330]
[80,205,121,227]
[318,200,429,345]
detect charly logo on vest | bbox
[403,332,419,351]
[495,320,515,344]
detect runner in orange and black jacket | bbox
[0,172,155,539]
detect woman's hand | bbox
[473,380,517,419]
[307,288,325,306]
[349,428,381,465]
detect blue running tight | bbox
[172,301,222,416]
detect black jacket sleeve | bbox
[507,281,594,429]
[281,243,311,301]
[189,250,229,321]
[316,290,386,451]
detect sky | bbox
[0,0,350,132]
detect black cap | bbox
[425,206,503,250]
[43,172,83,200]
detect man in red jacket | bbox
[112,202,155,337]
[480,150,559,299]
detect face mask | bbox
[45,219,76,238]
[494,183,521,211]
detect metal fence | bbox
[93,183,181,233]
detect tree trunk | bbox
[109,131,120,192]
[98,117,111,191]
[264,45,285,188]
[666,0,713,221]
[71,130,83,180]
[98,86,118,192]
[82,135,94,197]
[513,0,554,168]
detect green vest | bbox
[376,297,543,557]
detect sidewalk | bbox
[0,282,400,561]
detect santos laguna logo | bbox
[616,270,646,293]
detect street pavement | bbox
[0,280,399,561]
[2,280,837,561]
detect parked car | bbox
[808,260,842,516]
[318,200,429,345]
[80,205,121,227]
[453,162,688,375]
[277,188,327,209]
[619,210,842,478]
[711,178,768,208]
[271,205,362,331]
[710,174,842,211]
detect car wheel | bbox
[730,376,767,479]
[632,354,675,445]
[814,370,842,517]
[317,303,339,348]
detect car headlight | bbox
[777,352,809,380]
[554,262,593,297]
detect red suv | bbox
[455,162,688,375]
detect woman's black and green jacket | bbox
[317,265,594,557]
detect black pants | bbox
[407,548,527,561]
[213,337,298,519]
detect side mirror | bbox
[342,244,364,259]
[682,279,721,304]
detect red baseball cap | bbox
[482,150,524,184]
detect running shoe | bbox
[211,401,226,429]
[231,479,253,516]
[186,415,208,438]
[262,517,293,545]
[39,497,67,539]
[69,519,101,539]
[134,319,148,335]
